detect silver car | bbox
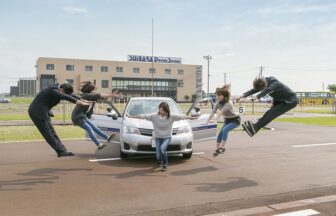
[88,97,217,159]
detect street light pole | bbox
[203,55,212,97]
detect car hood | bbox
[124,117,189,129]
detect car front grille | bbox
[137,145,181,152]
[139,128,179,137]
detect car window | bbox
[126,100,182,116]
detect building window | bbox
[85,65,93,72]
[116,67,123,73]
[149,68,156,74]
[177,80,184,87]
[102,80,109,88]
[178,69,184,75]
[66,64,74,71]
[66,79,74,85]
[133,67,140,73]
[165,69,171,74]
[101,66,108,72]
[46,64,54,70]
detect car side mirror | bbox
[107,109,118,120]
[191,108,201,117]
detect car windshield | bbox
[126,100,182,116]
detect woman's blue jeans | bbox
[216,121,239,143]
[78,118,108,145]
[155,137,172,167]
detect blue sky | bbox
[0,0,336,94]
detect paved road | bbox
[0,122,336,216]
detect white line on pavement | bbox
[273,209,319,216]
[291,142,336,148]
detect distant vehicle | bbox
[259,95,273,103]
[296,92,335,105]
[0,97,10,103]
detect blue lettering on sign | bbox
[128,55,182,64]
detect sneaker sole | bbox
[242,123,253,137]
[247,121,256,134]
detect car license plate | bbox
[151,138,156,148]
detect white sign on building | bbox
[127,55,182,64]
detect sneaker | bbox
[242,122,254,137]
[161,166,167,172]
[246,120,256,134]
[57,151,75,157]
[107,133,116,143]
[98,143,107,150]
[157,160,162,166]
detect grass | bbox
[7,97,33,104]
[294,109,335,114]
[0,125,85,142]
[275,117,336,126]
[0,113,72,121]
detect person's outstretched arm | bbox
[100,90,121,99]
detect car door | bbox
[86,101,123,144]
[186,99,217,142]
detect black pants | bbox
[254,101,297,132]
[29,113,67,154]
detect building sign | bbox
[195,65,202,100]
[128,55,182,64]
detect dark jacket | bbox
[71,93,102,125]
[243,77,298,104]
[28,85,79,120]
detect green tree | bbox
[328,84,336,93]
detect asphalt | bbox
[0,122,336,216]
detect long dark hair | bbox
[81,81,95,93]
[158,102,170,119]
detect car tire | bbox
[120,150,129,159]
[182,152,192,159]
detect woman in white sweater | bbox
[206,86,241,157]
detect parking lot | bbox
[1,122,336,216]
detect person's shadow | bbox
[0,168,92,191]
[187,177,258,193]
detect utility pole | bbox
[151,18,154,96]
[259,66,264,77]
[203,55,212,97]
[224,72,227,85]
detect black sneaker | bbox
[157,160,162,166]
[246,120,256,134]
[98,143,107,150]
[161,166,167,172]
[242,122,254,137]
[57,151,75,157]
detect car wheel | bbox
[182,152,192,159]
[120,150,128,159]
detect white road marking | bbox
[291,142,336,148]
[89,152,205,162]
[89,158,121,162]
[273,209,319,216]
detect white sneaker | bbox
[98,143,107,150]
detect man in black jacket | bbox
[28,83,90,157]
[238,77,298,137]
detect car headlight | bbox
[177,126,192,134]
[124,126,140,135]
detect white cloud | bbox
[257,4,336,15]
[63,7,88,14]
